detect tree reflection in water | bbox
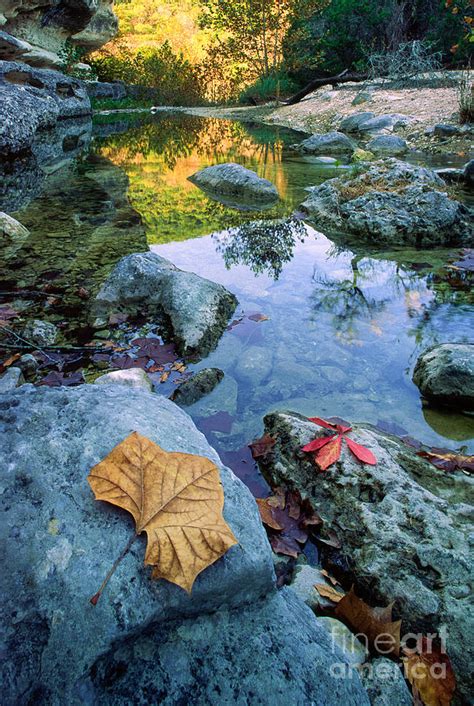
[212,218,307,279]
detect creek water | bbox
[1,112,473,494]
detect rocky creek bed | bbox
[1,72,473,706]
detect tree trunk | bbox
[284,70,368,105]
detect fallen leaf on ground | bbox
[403,637,456,706]
[257,487,322,558]
[249,433,277,459]
[39,370,85,387]
[0,352,21,371]
[247,312,269,322]
[159,371,170,383]
[302,416,377,471]
[417,448,474,473]
[0,305,19,322]
[335,586,401,656]
[314,583,345,603]
[88,432,237,595]
[321,568,340,586]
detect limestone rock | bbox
[360,658,412,706]
[413,343,474,412]
[301,159,473,246]
[0,0,117,70]
[0,385,276,704]
[94,368,153,392]
[258,410,474,702]
[339,112,376,133]
[170,368,224,406]
[0,366,24,392]
[367,135,408,156]
[189,163,279,208]
[79,589,370,706]
[434,124,461,138]
[317,617,369,667]
[93,252,238,358]
[293,131,357,156]
[23,319,58,346]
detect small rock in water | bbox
[0,367,25,393]
[170,368,224,406]
[464,159,474,186]
[23,319,58,346]
[413,343,474,412]
[293,131,357,156]
[94,368,153,391]
[188,163,279,205]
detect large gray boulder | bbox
[259,411,474,703]
[413,343,474,412]
[0,1,117,69]
[0,385,274,704]
[0,386,369,706]
[93,252,238,358]
[339,112,375,133]
[301,159,473,246]
[367,135,408,156]
[188,163,279,207]
[292,131,357,156]
[80,588,370,705]
[0,60,91,157]
[353,114,415,135]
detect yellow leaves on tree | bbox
[403,638,456,706]
[334,587,401,657]
[88,432,237,602]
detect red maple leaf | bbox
[302,416,377,471]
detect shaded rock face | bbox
[82,588,370,706]
[0,386,275,704]
[0,386,369,706]
[301,159,473,247]
[0,55,97,195]
[292,131,357,156]
[0,0,117,69]
[85,79,126,100]
[413,343,474,412]
[188,163,279,209]
[93,252,238,358]
[259,411,474,702]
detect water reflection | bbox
[213,218,307,279]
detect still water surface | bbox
[2,112,473,488]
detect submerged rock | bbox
[413,343,474,412]
[301,159,473,246]
[94,368,153,392]
[0,386,369,705]
[93,252,238,358]
[258,411,474,702]
[292,131,357,156]
[170,368,224,406]
[189,163,279,208]
[23,319,58,346]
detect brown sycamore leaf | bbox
[88,432,238,594]
[314,583,345,603]
[335,586,401,656]
[403,637,456,706]
[321,568,340,586]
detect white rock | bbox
[94,368,153,391]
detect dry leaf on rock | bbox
[88,432,237,595]
[249,433,277,459]
[335,586,401,656]
[403,637,456,706]
[417,448,474,474]
[314,583,345,603]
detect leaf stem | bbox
[90,532,138,606]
